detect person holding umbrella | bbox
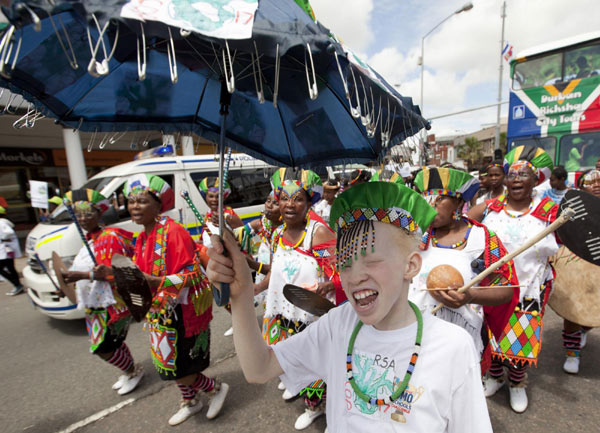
[206,181,493,432]
[61,189,143,395]
[95,174,228,426]
[469,145,558,413]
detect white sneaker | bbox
[509,385,528,413]
[581,331,587,349]
[282,388,296,400]
[563,356,580,374]
[224,327,233,337]
[277,381,286,391]
[112,374,128,390]
[206,381,229,419]
[117,365,144,395]
[168,398,203,426]
[482,376,505,397]
[294,407,324,430]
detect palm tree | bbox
[457,137,483,170]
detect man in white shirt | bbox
[313,180,340,225]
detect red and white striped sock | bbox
[562,330,583,357]
[508,364,527,385]
[177,383,196,401]
[106,343,134,373]
[190,373,215,394]
[489,361,504,379]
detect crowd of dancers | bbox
[54,145,599,431]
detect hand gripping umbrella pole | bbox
[213,78,233,307]
[431,208,576,314]
[63,199,98,266]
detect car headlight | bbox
[25,236,37,253]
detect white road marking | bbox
[56,398,135,433]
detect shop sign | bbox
[0,148,50,166]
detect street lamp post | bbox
[419,2,473,165]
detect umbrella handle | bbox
[213,282,230,307]
[214,89,231,308]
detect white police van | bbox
[24,152,275,319]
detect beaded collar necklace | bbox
[277,214,310,251]
[347,301,423,406]
[502,197,534,218]
[431,219,473,249]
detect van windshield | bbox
[46,177,116,224]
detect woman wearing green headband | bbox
[61,188,143,396]
[95,174,229,426]
[256,170,337,429]
[198,176,244,248]
[469,145,559,413]
[411,168,518,371]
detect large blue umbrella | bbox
[0,0,428,168]
[0,0,428,304]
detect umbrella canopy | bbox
[0,0,428,168]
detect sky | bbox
[310,0,599,138]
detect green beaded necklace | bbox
[346,301,423,406]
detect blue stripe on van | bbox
[39,225,69,240]
[138,161,178,166]
[182,158,216,163]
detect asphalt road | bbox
[1,258,598,433]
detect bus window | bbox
[513,53,562,90]
[511,137,556,162]
[559,132,600,171]
[565,42,600,80]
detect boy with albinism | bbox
[207,182,492,432]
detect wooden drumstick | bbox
[431,207,575,314]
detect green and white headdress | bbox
[413,167,480,202]
[271,168,323,205]
[330,182,437,269]
[123,174,174,213]
[370,168,405,185]
[503,145,553,185]
[64,189,110,214]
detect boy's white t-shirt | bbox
[272,302,492,433]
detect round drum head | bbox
[549,246,600,327]
[283,284,335,317]
[557,190,600,266]
[51,251,77,304]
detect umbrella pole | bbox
[214,78,232,306]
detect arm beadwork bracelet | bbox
[89,271,94,281]
[257,262,264,275]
